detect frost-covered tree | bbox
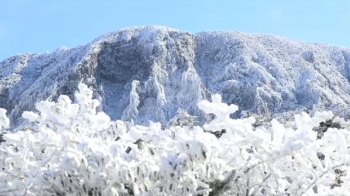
[1,83,350,195]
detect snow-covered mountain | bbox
[1,26,350,127]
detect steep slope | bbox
[1,26,350,127]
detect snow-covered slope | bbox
[1,26,350,127]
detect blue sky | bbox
[0,0,349,61]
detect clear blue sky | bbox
[0,0,349,61]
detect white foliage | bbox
[1,84,350,195]
[0,108,9,129]
[122,80,141,122]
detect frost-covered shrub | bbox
[0,84,228,196]
[1,83,350,195]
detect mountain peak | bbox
[1,27,350,127]
[89,25,180,46]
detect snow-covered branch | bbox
[1,83,350,195]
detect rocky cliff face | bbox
[1,26,350,127]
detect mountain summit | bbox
[1,26,350,127]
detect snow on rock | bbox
[1,26,350,127]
